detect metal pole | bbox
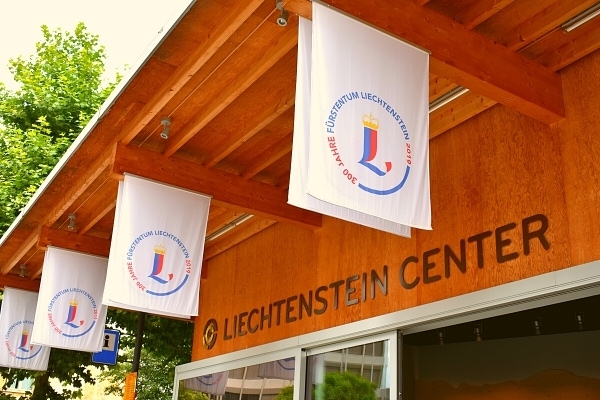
[132,312,146,373]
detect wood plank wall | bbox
[192,48,600,360]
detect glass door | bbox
[303,332,399,400]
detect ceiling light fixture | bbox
[474,324,483,342]
[576,312,585,330]
[160,117,171,139]
[428,86,469,113]
[533,317,542,335]
[19,264,26,278]
[438,329,445,345]
[67,213,77,230]
[276,0,289,27]
[206,214,254,241]
[562,3,600,32]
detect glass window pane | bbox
[179,357,295,400]
[306,340,390,400]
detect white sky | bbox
[0,0,193,89]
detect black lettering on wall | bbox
[495,222,518,263]
[522,214,550,255]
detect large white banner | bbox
[0,288,50,371]
[183,371,229,395]
[31,247,108,352]
[103,174,210,318]
[305,3,431,230]
[289,17,411,237]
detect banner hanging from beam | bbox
[0,287,50,371]
[296,2,432,230]
[103,174,210,318]
[289,17,411,237]
[31,246,108,352]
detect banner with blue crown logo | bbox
[31,247,108,352]
[289,17,411,237]
[103,174,210,318]
[0,287,50,371]
[300,2,431,230]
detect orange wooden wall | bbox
[192,48,600,360]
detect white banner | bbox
[288,17,411,237]
[31,247,108,352]
[183,371,229,395]
[305,3,431,230]
[258,358,295,381]
[0,288,50,371]
[103,175,210,318]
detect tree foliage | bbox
[0,21,194,400]
[0,22,118,235]
[100,311,195,400]
[0,23,122,399]
[0,23,115,141]
[315,372,378,400]
[274,372,378,400]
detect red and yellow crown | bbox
[362,114,379,130]
[154,244,166,255]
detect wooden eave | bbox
[2,0,600,289]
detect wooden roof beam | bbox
[111,143,322,230]
[490,0,599,51]
[306,0,565,124]
[457,0,514,30]
[204,217,277,260]
[37,226,111,258]
[119,0,265,145]
[1,230,38,275]
[163,17,300,157]
[242,137,293,179]
[0,274,40,292]
[205,83,296,168]
[44,146,116,227]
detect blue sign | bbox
[92,329,120,365]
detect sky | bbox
[0,0,193,89]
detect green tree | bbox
[0,22,194,400]
[275,372,378,400]
[0,23,120,399]
[0,23,115,141]
[315,372,377,400]
[100,311,195,400]
[0,22,118,235]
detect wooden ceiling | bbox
[2,0,600,291]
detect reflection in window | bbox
[180,358,295,400]
[306,340,390,400]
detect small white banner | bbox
[103,175,210,318]
[31,247,108,352]
[183,371,229,395]
[0,288,50,371]
[289,17,411,237]
[305,3,431,230]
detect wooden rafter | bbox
[0,274,40,292]
[204,217,277,260]
[318,0,564,124]
[483,0,599,51]
[38,226,111,258]
[163,17,300,157]
[457,0,514,30]
[204,83,296,168]
[69,180,119,235]
[119,0,265,145]
[1,230,39,275]
[111,143,322,230]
